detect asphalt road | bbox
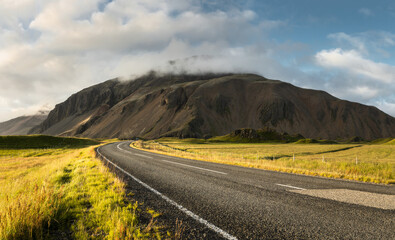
[97,142,395,239]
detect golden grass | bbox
[0,139,166,239]
[60,148,164,239]
[132,138,395,184]
[0,147,76,239]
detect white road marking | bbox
[138,150,175,159]
[134,153,153,159]
[117,143,124,151]
[118,143,226,175]
[161,159,227,175]
[276,183,306,190]
[291,189,395,210]
[117,143,153,159]
[96,146,238,240]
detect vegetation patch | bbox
[209,128,304,143]
[370,138,394,145]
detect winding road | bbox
[96,142,395,239]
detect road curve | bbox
[97,142,395,239]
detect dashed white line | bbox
[276,183,306,190]
[96,146,238,240]
[161,159,227,175]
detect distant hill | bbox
[30,73,395,140]
[0,112,48,135]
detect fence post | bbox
[322,155,325,163]
[355,156,358,165]
[293,153,295,162]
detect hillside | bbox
[0,112,48,135]
[30,73,395,140]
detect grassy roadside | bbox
[132,138,395,184]
[0,136,167,239]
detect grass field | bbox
[0,135,99,149]
[132,138,395,184]
[0,135,168,240]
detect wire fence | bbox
[131,141,394,183]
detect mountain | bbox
[0,111,48,135]
[30,73,395,140]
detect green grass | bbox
[0,135,99,149]
[132,138,395,184]
[370,137,395,145]
[0,136,167,239]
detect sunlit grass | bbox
[56,148,164,239]
[0,146,77,239]
[0,136,166,239]
[133,138,394,184]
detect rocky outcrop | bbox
[32,73,395,140]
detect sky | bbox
[1,0,395,121]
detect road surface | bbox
[96,142,395,239]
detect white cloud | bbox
[358,8,373,16]
[328,32,367,54]
[0,0,41,27]
[375,99,395,116]
[327,31,395,59]
[311,30,395,117]
[350,86,378,98]
[376,31,395,47]
[29,2,261,54]
[315,48,395,84]
[0,0,290,122]
[313,42,395,116]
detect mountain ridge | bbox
[29,73,395,140]
[0,112,48,135]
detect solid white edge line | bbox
[276,183,306,190]
[97,146,238,240]
[162,159,227,175]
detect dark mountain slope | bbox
[30,73,395,140]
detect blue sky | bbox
[0,0,394,121]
